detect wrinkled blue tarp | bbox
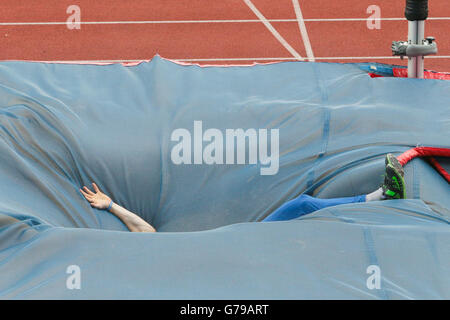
[0,57,449,299]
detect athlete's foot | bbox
[382,153,406,199]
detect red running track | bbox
[0,0,449,71]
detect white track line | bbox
[0,19,293,26]
[178,56,450,61]
[292,0,314,62]
[243,0,303,61]
[6,56,449,64]
[0,17,449,26]
[304,17,450,21]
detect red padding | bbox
[393,68,450,80]
[397,147,450,183]
[428,157,450,183]
[368,73,383,78]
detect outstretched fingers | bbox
[80,188,94,201]
[92,182,100,193]
[83,186,95,195]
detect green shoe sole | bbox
[383,163,406,199]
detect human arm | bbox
[80,183,156,233]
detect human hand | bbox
[80,182,112,210]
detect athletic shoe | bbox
[382,153,406,199]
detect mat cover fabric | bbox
[0,57,449,299]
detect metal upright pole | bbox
[405,0,429,79]
[407,20,418,78]
[416,20,425,78]
[390,1,437,78]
